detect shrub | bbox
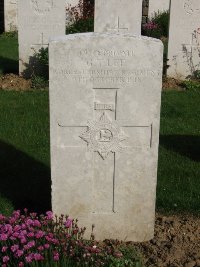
[182,80,200,91]
[142,11,169,39]
[31,47,49,89]
[66,0,94,34]
[0,210,143,266]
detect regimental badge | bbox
[80,112,127,159]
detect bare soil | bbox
[0,73,186,92]
[162,77,185,91]
[0,73,31,91]
[136,213,200,267]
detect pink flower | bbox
[0,214,5,221]
[27,232,34,238]
[11,244,19,252]
[14,225,21,232]
[15,250,24,258]
[44,243,50,249]
[33,220,41,227]
[35,230,45,239]
[33,253,44,261]
[26,219,34,226]
[38,245,44,251]
[46,211,53,220]
[18,262,24,267]
[1,246,8,253]
[25,254,33,263]
[20,238,27,244]
[24,240,35,250]
[53,252,59,261]
[65,218,73,228]
[3,256,10,263]
[0,233,8,241]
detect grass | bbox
[0,91,50,216]
[0,32,18,74]
[157,89,200,214]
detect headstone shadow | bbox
[0,56,19,74]
[0,140,51,213]
[160,135,200,162]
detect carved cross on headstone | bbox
[58,88,152,213]
[108,17,128,33]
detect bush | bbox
[142,11,169,39]
[31,47,49,89]
[152,11,169,38]
[66,0,94,34]
[0,210,143,267]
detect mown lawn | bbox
[0,33,18,74]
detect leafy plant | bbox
[66,0,94,34]
[0,210,143,266]
[143,11,169,39]
[193,70,200,80]
[182,80,200,91]
[31,47,49,89]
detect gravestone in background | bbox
[4,0,18,32]
[94,0,143,34]
[167,0,200,79]
[49,33,163,241]
[18,0,65,77]
[148,0,170,18]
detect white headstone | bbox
[168,0,200,79]
[49,33,163,241]
[148,0,170,18]
[94,0,142,35]
[4,0,18,32]
[18,0,65,76]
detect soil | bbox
[136,213,200,267]
[162,77,185,91]
[0,73,31,91]
[0,73,187,92]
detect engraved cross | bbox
[108,16,128,33]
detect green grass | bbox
[0,33,18,74]
[157,89,200,214]
[0,91,50,215]
[0,89,199,216]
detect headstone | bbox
[94,0,143,35]
[18,0,65,77]
[4,0,18,32]
[49,33,163,241]
[167,0,200,79]
[148,0,170,18]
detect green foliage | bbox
[143,11,169,39]
[152,11,169,38]
[66,18,94,34]
[31,75,48,89]
[182,80,200,91]
[193,70,200,80]
[1,31,18,38]
[36,47,48,67]
[31,47,49,88]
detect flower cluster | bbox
[0,210,136,266]
[143,21,158,30]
